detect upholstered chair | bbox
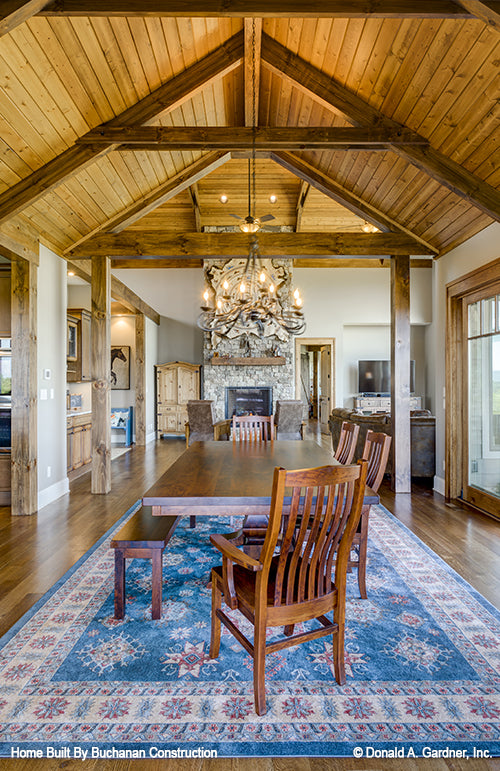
[185,400,230,447]
[274,400,305,440]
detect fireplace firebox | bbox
[225,387,273,418]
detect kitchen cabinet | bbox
[67,309,91,382]
[67,413,92,475]
[156,361,200,438]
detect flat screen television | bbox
[358,360,415,395]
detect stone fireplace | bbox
[202,257,296,421]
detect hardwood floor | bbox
[0,431,498,770]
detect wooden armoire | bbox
[156,361,200,438]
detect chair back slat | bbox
[232,414,274,442]
[264,462,367,607]
[334,421,360,464]
[362,430,392,492]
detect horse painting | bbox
[111,347,129,388]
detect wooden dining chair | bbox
[334,421,360,464]
[232,414,274,442]
[350,429,392,599]
[209,459,368,715]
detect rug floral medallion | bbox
[0,503,498,759]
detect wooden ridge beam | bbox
[458,1,500,29]
[78,126,427,150]
[0,32,243,225]
[271,151,437,253]
[244,18,262,128]
[262,33,500,222]
[66,231,436,258]
[38,1,482,18]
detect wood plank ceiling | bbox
[0,2,499,267]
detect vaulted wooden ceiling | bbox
[0,2,499,267]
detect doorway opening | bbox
[447,260,500,519]
[295,338,335,433]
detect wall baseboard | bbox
[146,431,156,444]
[38,477,70,510]
[433,475,445,496]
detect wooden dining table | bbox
[142,439,379,518]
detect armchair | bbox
[185,400,230,447]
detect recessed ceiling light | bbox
[220,194,228,204]
[269,194,277,204]
[67,271,75,276]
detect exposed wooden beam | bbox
[0,32,243,224]
[294,258,433,268]
[458,0,500,28]
[244,18,262,128]
[0,0,51,36]
[189,184,202,232]
[91,256,111,495]
[262,33,500,222]
[272,151,437,253]
[67,231,435,258]
[79,126,426,150]
[391,255,411,493]
[295,182,310,233]
[65,258,161,324]
[99,152,230,239]
[135,314,146,447]
[109,256,432,269]
[38,0,481,17]
[10,258,37,515]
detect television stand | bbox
[354,395,422,413]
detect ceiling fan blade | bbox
[261,225,282,232]
[260,214,276,223]
[228,213,244,220]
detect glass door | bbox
[463,291,500,516]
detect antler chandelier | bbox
[197,19,305,341]
[197,236,305,339]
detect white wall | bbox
[114,266,433,406]
[295,267,432,406]
[37,244,69,508]
[428,223,500,494]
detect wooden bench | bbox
[110,507,179,620]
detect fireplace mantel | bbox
[210,356,286,366]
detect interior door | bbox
[319,345,331,430]
[300,351,310,415]
[462,289,500,517]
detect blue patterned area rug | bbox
[0,502,499,760]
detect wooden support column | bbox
[11,258,37,515]
[135,313,146,446]
[391,254,411,493]
[91,256,111,494]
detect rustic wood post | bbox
[135,313,146,446]
[91,255,111,494]
[11,258,37,515]
[391,254,411,493]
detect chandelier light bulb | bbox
[259,272,266,283]
[239,281,246,294]
[269,283,275,293]
[203,289,209,303]
[293,288,300,299]
[295,296,303,307]
[223,279,229,291]
[217,298,222,310]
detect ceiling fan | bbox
[227,158,281,233]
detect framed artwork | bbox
[111,346,130,390]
